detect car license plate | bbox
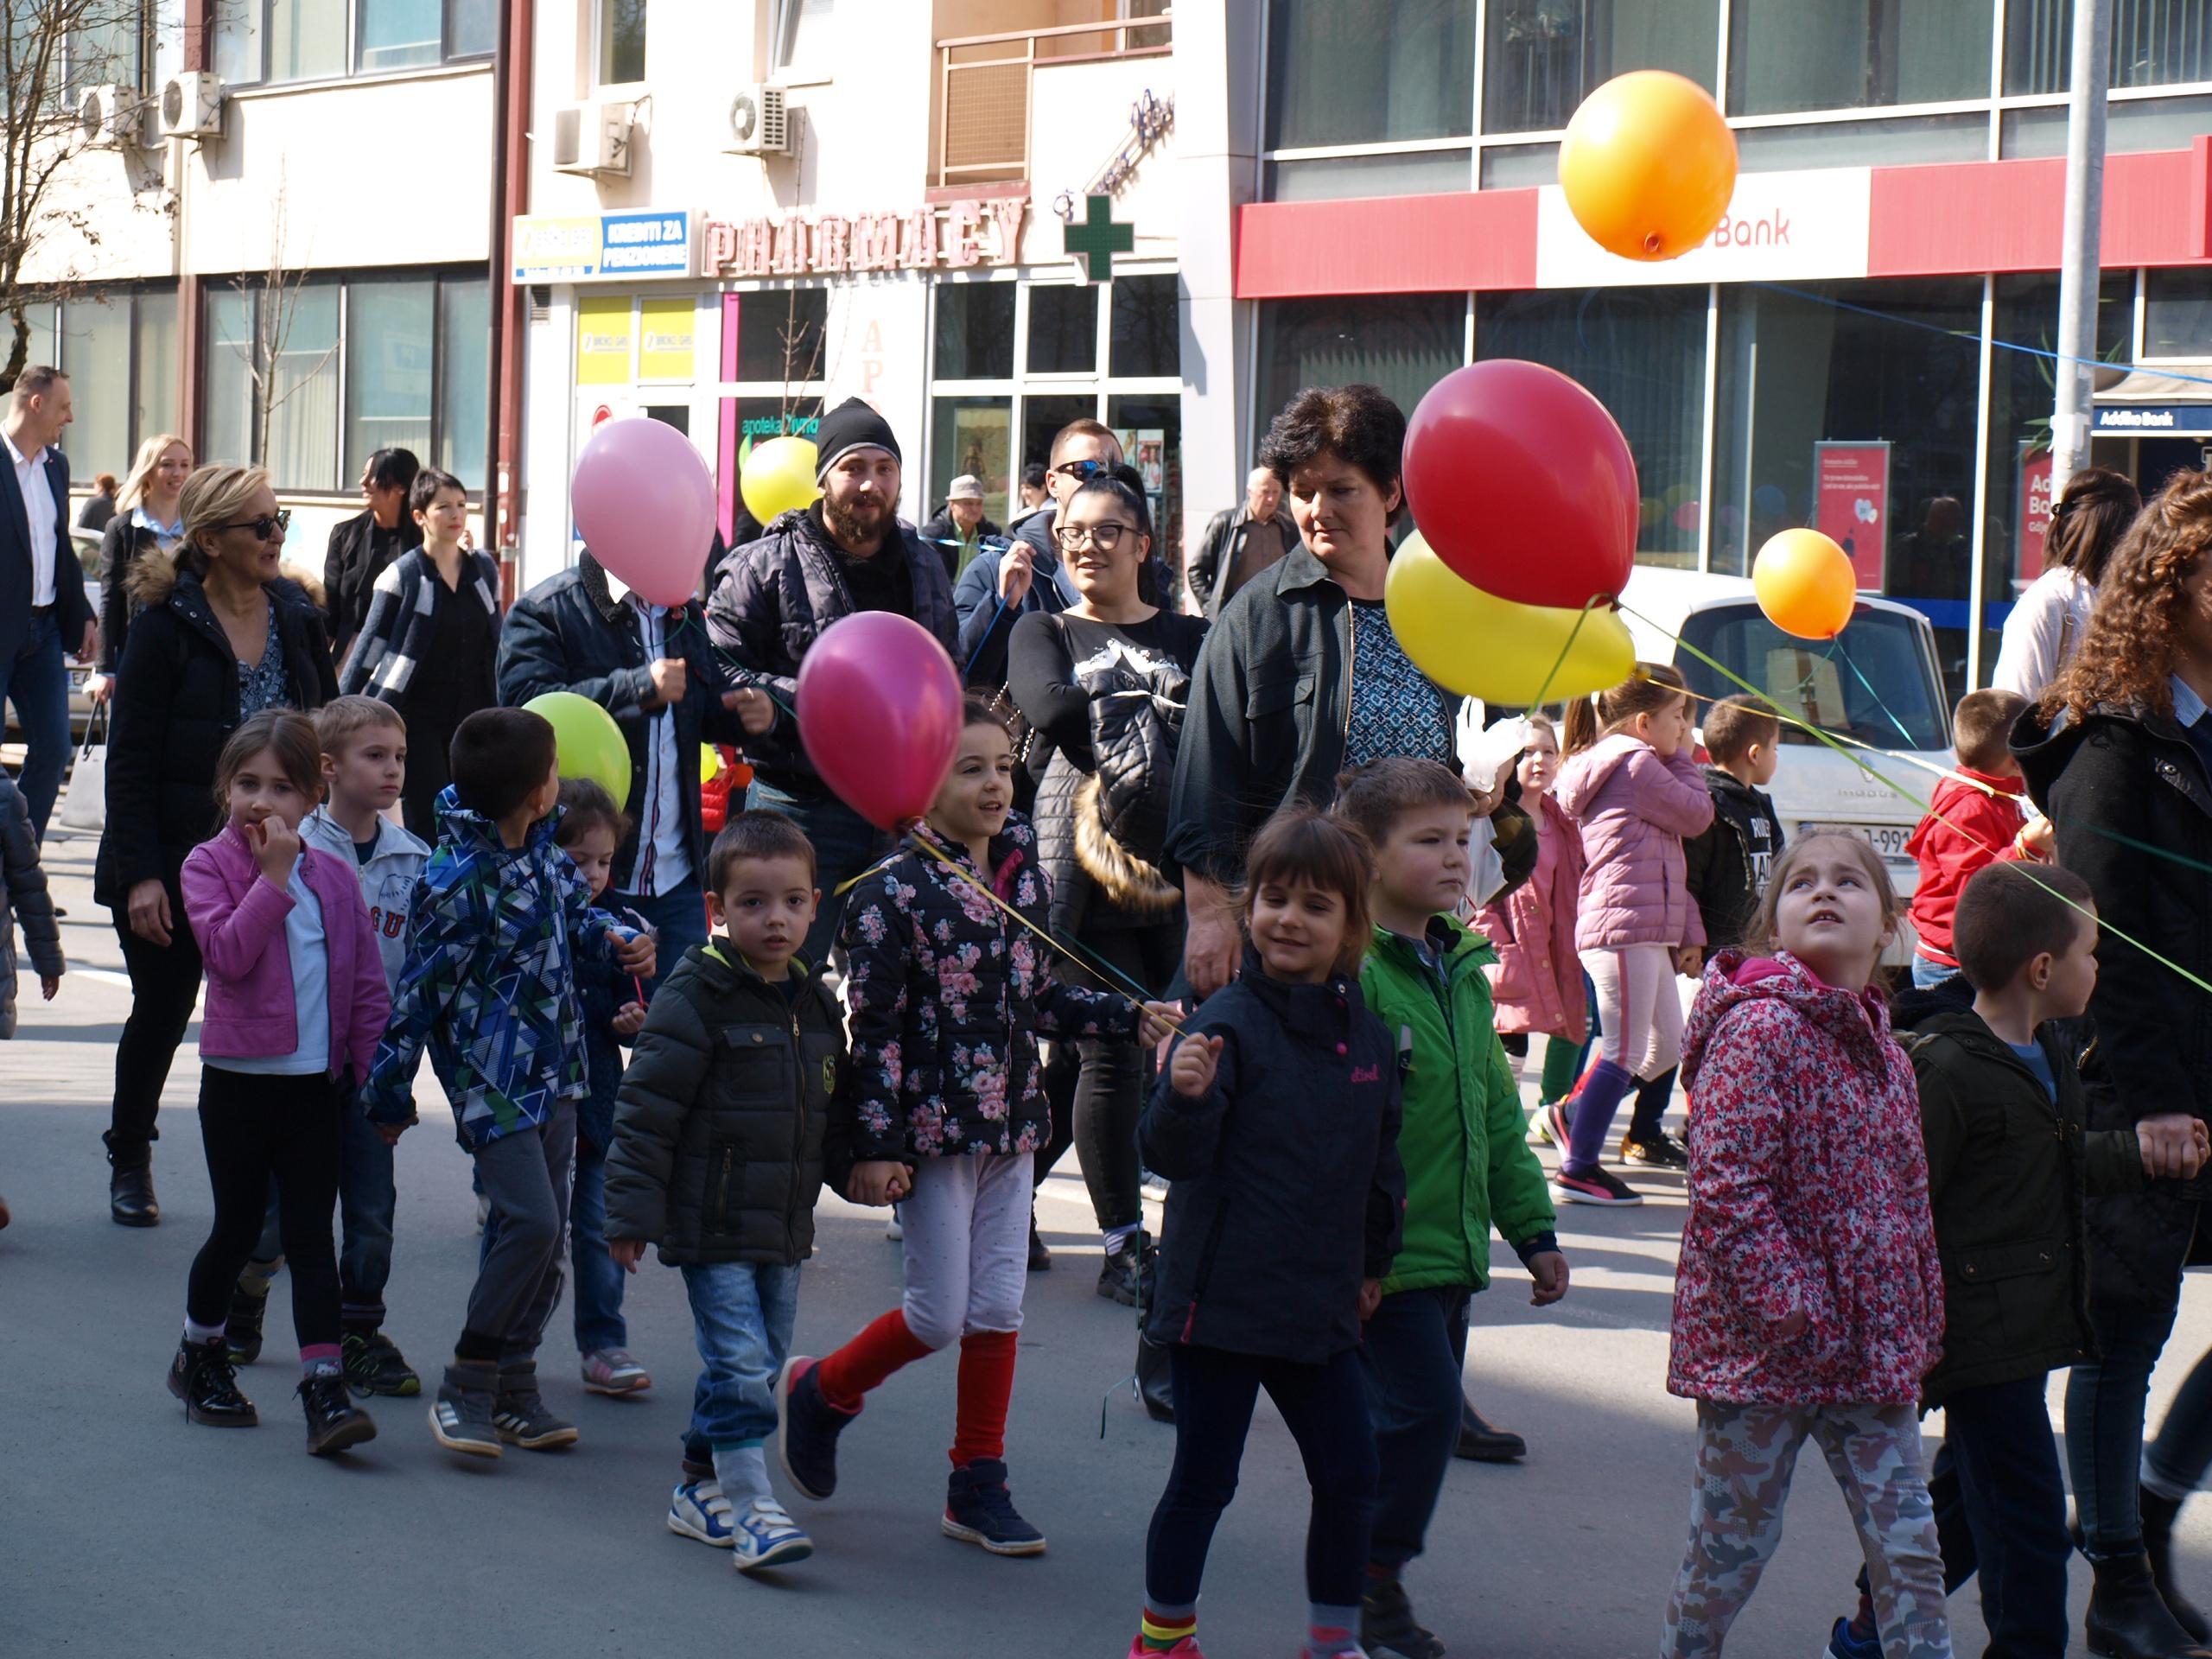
[1801,821,1913,861]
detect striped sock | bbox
[1306,1605,1361,1657]
[1138,1605,1197,1651]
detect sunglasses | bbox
[1052,458,1114,481]
[217,510,292,542]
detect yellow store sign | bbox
[576,296,633,385]
[639,297,696,380]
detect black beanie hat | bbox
[813,397,901,480]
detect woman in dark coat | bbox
[2012,466,2212,1656]
[89,432,191,703]
[96,465,338,1226]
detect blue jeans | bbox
[1360,1284,1470,1573]
[1910,951,1955,989]
[746,780,892,966]
[568,1139,628,1353]
[610,877,709,1001]
[679,1259,801,1464]
[1,608,70,839]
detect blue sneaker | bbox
[1823,1617,1881,1659]
[667,1478,734,1547]
[943,1458,1046,1556]
[731,1497,812,1572]
[777,1357,856,1502]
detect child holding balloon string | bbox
[776,698,1179,1555]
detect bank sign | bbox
[2094,404,2212,434]
[513,212,693,282]
[1532,168,1872,288]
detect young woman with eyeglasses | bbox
[94,465,339,1227]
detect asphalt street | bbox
[6,825,2210,1657]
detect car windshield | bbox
[1676,603,1948,752]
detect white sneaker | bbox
[667,1478,735,1547]
[731,1497,813,1572]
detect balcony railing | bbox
[934,10,1171,188]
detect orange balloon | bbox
[1559,71,1738,262]
[1753,529,1858,639]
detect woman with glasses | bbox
[93,466,338,1227]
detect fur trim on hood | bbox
[124,545,326,611]
[1072,772,1179,916]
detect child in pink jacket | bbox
[1478,714,1589,1109]
[167,711,388,1457]
[1548,665,1713,1207]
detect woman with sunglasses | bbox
[94,466,338,1227]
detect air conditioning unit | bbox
[160,71,225,139]
[78,84,153,149]
[552,99,635,177]
[724,84,790,156]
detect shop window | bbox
[735,288,826,385]
[934,282,1015,381]
[1254,294,1466,441]
[436,277,490,480]
[2006,0,2212,95]
[1268,150,1471,202]
[1020,394,1095,484]
[1476,287,1708,569]
[1727,0,1993,117]
[346,280,435,475]
[599,0,645,84]
[1109,393,1183,579]
[1265,0,1475,150]
[1110,275,1178,379]
[2145,269,2212,359]
[931,397,1012,526]
[1027,286,1097,376]
[1482,0,1717,136]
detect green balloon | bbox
[523,690,630,805]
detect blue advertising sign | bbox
[2094,404,2212,435]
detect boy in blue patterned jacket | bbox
[362,707,655,1462]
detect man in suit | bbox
[1,365,97,839]
[323,446,421,664]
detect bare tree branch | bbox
[226,165,336,459]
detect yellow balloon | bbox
[1387,534,1637,705]
[1559,70,1738,262]
[741,435,821,523]
[523,691,630,805]
[701,744,721,787]
[1753,528,1858,639]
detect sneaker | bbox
[943,1458,1047,1556]
[1526,1106,1555,1147]
[429,1363,501,1458]
[1550,1165,1644,1207]
[1124,1639,1205,1658]
[298,1372,377,1456]
[1096,1232,1157,1307]
[1823,1617,1881,1659]
[341,1329,421,1397]
[885,1203,903,1243]
[668,1478,736,1548]
[1543,1100,1576,1154]
[493,1362,579,1449]
[1621,1130,1689,1169]
[777,1357,856,1502]
[730,1497,813,1572]
[167,1337,257,1427]
[225,1284,268,1365]
[581,1348,652,1395]
[1362,1578,1443,1659]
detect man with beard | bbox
[708,397,958,963]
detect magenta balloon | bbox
[796,613,963,831]
[571,416,718,607]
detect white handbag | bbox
[57,705,107,833]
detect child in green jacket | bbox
[1338,759,1571,1659]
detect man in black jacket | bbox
[498,551,752,981]
[323,448,422,664]
[707,397,957,963]
[1187,467,1298,620]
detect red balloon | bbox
[1402,361,1640,610]
[796,613,963,831]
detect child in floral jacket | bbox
[778,702,1173,1559]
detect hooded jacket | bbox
[704,505,959,793]
[1904,1002,2139,1408]
[836,814,1141,1164]
[1668,950,1943,1407]
[1360,918,1556,1294]
[0,776,63,1039]
[952,511,1077,690]
[1682,766,1786,954]
[360,791,621,1150]
[604,942,844,1266]
[1904,767,2031,967]
[298,805,429,990]
[1478,793,1588,1041]
[1141,942,1406,1363]
[1554,733,1714,951]
[96,555,339,909]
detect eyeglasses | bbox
[216,510,292,542]
[1052,458,1114,482]
[1055,522,1135,552]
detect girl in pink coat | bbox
[1547,665,1712,1207]
[1478,715,1589,1109]
[1661,833,1947,1659]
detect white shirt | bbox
[1992,566,2095,700]
[619,588,692,899]
[4,428,56,606]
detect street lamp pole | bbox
[2052,0,2113,482]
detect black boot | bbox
[225,1281,270,1364]
[1136,1336,1174,1423]
[298,1373,377,1456]
[1027,1215,1051,1272]
[2145,1491,2212,1643]
[166,1337,257,1427]
[1454,1396,1528,1463]
[109,1160,158,1227]
[2085,1550,2212,1659]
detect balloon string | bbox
[1821,632,1921,750]
[1618,598,2212,999]
[963,597,1012,683]
[1528,594,1607,711]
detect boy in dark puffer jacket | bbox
[607,811,843,1576]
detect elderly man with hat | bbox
[919,474,1003,584]
[707,397,958,963]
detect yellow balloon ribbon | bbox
[1387,532,1635,705]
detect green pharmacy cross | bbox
[1065,193,1134,284]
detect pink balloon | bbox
[571,416,717,607]
[796,613,963,831]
